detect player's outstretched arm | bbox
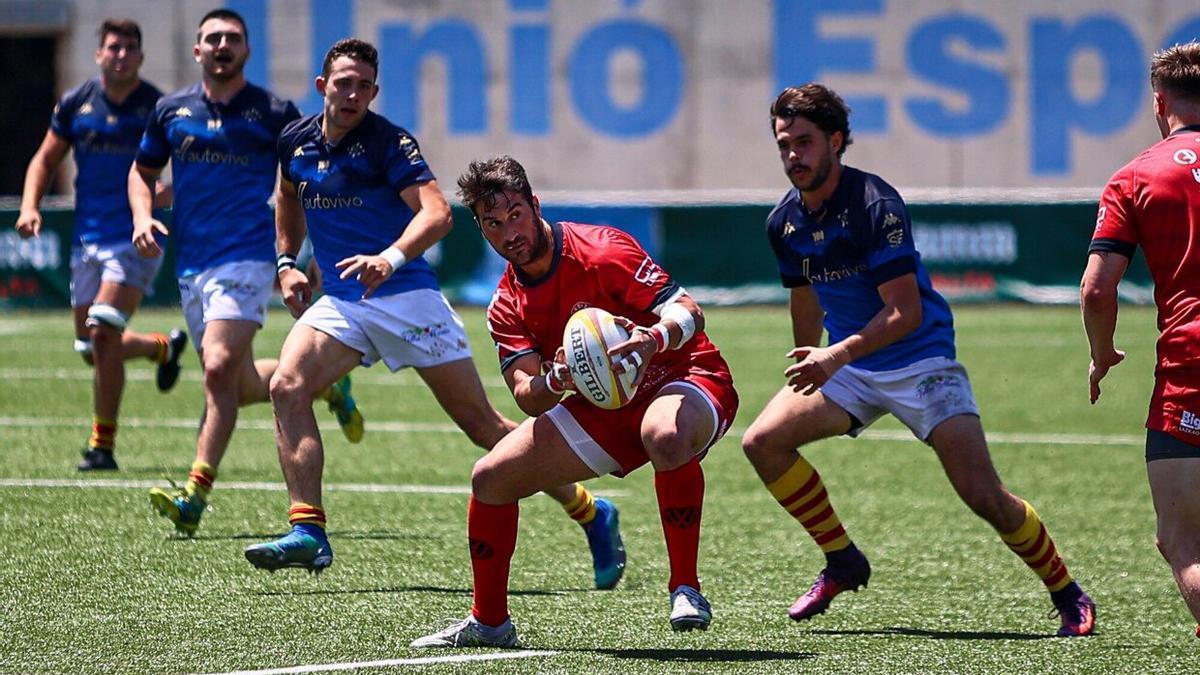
[786,273,921,393]
[129,162,168,257]
[503,351,572,417]
[336,180,452,299]
[1080,250,1130,404]
[275,176,312,318]
[15,129,70,239]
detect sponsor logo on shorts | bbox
[916,373,960,398]
[402,322,455,357]
[1179,410,1200,435]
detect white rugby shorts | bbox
[297,288,473,371]
[70,240,163,307]
[178,260,274,346]
[822,356,980,441]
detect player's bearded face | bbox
[96,34,142,85]
[775,117,838,193]
[196,20,249,82]
[479,192,549,267]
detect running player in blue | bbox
[243,39,625,588]
[15,18,186,472]
[741,84,1096,636]
[129,9,360,537]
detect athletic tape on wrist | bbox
[659,302,696,349]
[544,371,565,395]
[380,246,407,270]
[276,253,298,275]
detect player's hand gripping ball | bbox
[563,307,639,409]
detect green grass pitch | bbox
[1,304,1197,674]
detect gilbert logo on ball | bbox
[564,307,638,409]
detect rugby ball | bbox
[563,307,638,409]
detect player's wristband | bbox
[544,371,565,396]
[647,324,670,352]
[276,253,298,276]
[659,302,696,349]
[380,246,407,270]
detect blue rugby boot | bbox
[244,524,333,574]
[582,497,626,590]
[326,375,364,443]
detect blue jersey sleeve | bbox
[385,129,435,193]
[276,121,301,184]
[765,204,810,288]
[863,198,918,286]
[136,102,171,169]
[49,90,79,142]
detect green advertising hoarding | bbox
[0,203,1151,310]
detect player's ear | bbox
[193,43,202,62]
[829,130,844,155]
[315,75,327,96]
[531,194,541,219]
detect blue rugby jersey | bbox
[50,77,162,245]
[277,111,439,301]
[136,82,300,277]
[765,166,956,371]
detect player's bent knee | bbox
[644,431,699,471]
[268,371,309,407]
[84,304,128,333]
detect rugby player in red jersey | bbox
[411,156,739,648]
[1082,40,1200,637]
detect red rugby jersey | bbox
[1091,125,1200,374]
[487,221,725,401]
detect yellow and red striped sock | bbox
[767,456,852,553]
[89,416,116,451]
[186,460,216,501]
[562,484,597,525]
[999,500,1073,592]
[288,502,327,529]
[150,332,169,363]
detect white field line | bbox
[196,650,559,675]
[0,415,1146,446]
[0,478,473,494]
[0,367,511,388]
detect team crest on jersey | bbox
[634,257,663,286]
[177,106,192,117]
[782,220,795,237]
[79,103,94,115]
[1174,148,1197,165]
[836,210,849,229]
[348,142,364,158]
[242,108,261,123]
[398,134,421,160]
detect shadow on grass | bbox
[582,648,816,663]
[808,626,1052,641]
[176,530,428,542]
[254,585,568,598]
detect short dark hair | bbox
[770,84,853,157]
[322,38,379,81]
[197,8,248,43]
[99,19,142,48]
[1151,42,1200,103]
[457,156,536,217]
